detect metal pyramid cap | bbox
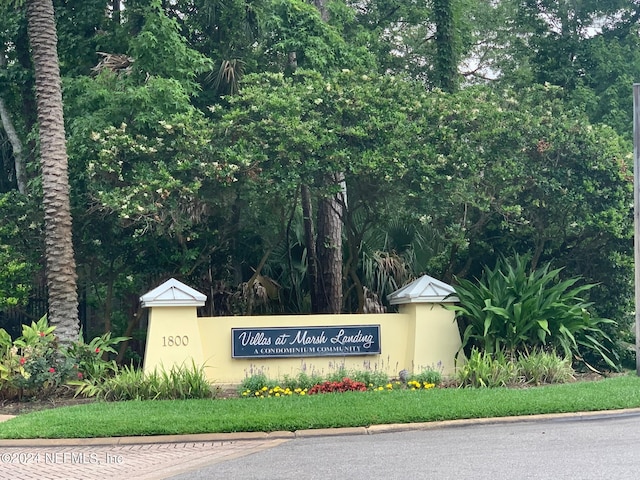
[387,275,458,305]
[140,278,206,307]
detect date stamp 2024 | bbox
[0,451,124,465]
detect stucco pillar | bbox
[140,279,206,375]
[388,275,462,376]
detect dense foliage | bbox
[450,255,618,370]
[0,0,636,367]
[0,316,126,400]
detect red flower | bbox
[77,372,83,379]
[19,357,26,365]
[95,348,100,354]
[48,367,55,373]
[308,377,367,395]
[39,332,45,337]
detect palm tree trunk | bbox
[27,0,79,343]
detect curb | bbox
[1,407,640,447]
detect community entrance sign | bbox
[140,276,463,384]
[231,325,381,358]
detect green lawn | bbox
[2,375,640,439]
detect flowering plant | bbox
[407,380,436,390]
[308,377,367,395]
[0,316,128,400]
[238,371,442,399]
[64,330,127,382]
[0,316,75,399]
[242,385,308,398]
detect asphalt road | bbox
[167,412,640,480]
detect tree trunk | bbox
[311,0,329,22]
[308,0,345,314]
[433,0,458,92]
[27,0,79,343]
[0,46,27,194]
[15,19,38,143]
[112,0,121,25]
[301,184,321,312]
[316,175,344,313]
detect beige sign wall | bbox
[141,279,463,384]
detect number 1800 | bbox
[162,335,189,347]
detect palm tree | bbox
[26,0,79,342]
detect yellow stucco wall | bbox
[143,303,463,384]
[143,306,204,375]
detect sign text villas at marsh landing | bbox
[140,276,463,384]
[231,325,382,358]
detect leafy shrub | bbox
[157,361,214,399]
[457,348,517,388]
[350,369,390,387]
[0,317,76,399]
[239,373,272,394]
[516,349,575,385]
[97,362,216,401]
[450,254,618,370]
[95,364,149,400]
[411,369,442,386]
[64,330,128,382]
[457,348,576,388]
[321,368,390,388]
[324,367,351,383]
[0,315,129,400]
[281,372,324,391]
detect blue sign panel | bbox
[231,325,381,358]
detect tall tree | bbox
[432,0,458,91]
[308,0,343,313]
[26,0,79,342]
[486,0,640,139]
